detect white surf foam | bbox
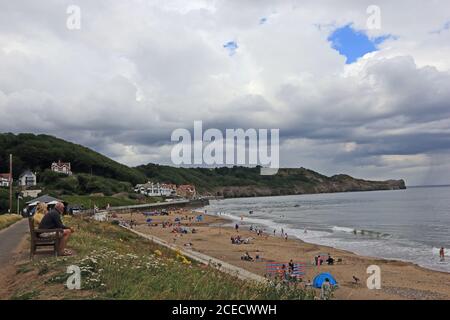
[207,206,450,273]
[215,211,331,242]
[332,226,356,233]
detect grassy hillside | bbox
[0,133,406,203]
[7,217,314,300]
[136,164,406,197]
[0,133,146,185]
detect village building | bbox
[21,189,42,198]
[51,160,72,175]
[18,170,37,187]
[176,184,197,199]
[0,173,11,187]
[134,182,177,197]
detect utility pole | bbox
[9,154,12,214]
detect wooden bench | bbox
[28,217,63,259]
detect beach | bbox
[118,209,450,300]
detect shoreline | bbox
[196,210,450,278]
[207,187,407,202]
[118,209,450,300]
[209,211,450,276]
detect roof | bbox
[178,184,196,190]
[26,194,62,205]
[0,173,11,179]
[19,170,35,178]
[52,160,71,167]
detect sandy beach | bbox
[117,209,450,300]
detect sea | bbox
[203,186,450,273]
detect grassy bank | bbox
[10,217,315,300]
[0,214,22,231]
[60,195,163,209]
[61,195,136,209]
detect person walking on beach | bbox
[284,233,288,241]
[235,223,239,232]
[440,247,445,261]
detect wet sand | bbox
[118,209,450,300]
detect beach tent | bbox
[313,272,337,288]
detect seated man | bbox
[326,256,335,265]
[38,202,74,256]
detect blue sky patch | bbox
[328,24,392,64]
[223,41,238,56]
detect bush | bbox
[0,214,22,230]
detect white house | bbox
[134,182,176,197]
[19,170,37,187]
[0,173,11,187]
[21,189,42,198]
[51,160,72,175]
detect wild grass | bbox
[10,217,315,300]
[61,195,136,209]
[61,195,163,209]
[0,214,22,230]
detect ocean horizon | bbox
[204,185,450,273]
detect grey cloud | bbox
[1,0,450,185]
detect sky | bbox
[1,0,450,186]
[328,24,391,64]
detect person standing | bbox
[321,278,332,300]
[288,259,294,274]
[440,247,445,262]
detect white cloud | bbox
[1,0,450,185]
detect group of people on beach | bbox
[230,235,252,245]
[314,254,335,266]
[248,225,268,237]
[241,251,261,262]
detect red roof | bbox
[177,184,196,191]
[0,173,11,180]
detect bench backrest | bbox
[28,217,35,232]
[28,217,39,243]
